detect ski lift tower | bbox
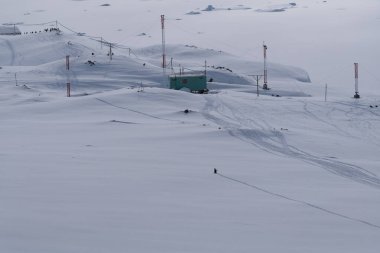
[354,63,360,99]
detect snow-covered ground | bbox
[1,1,380,252]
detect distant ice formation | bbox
[256,3,297,13]
[203,5,216,11]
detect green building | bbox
[169,73,208,93]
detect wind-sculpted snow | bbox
[202,94,380,190]
[1,1,380,251]
[1,87,380,253]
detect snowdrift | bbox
[1,32,311,99]
[1,8,380,253]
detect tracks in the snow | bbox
[217,172,380,230]
[203,95,380,190]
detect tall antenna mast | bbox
[354,63,360,99]
[161,15,166,68]
[263,43,269,90]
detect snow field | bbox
[1,0,380,252]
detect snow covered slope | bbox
[2,0,379,92]
[0,31,311,98]
[1,1,380,253]
[1,86,380,253]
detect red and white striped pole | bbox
[263,44,268,90]
[161,15,166,68]
[354,63,360,99]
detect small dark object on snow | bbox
[91,52,95,56]
[197,89,209,94]
[184,109,190,114]
[214,168,218,174]
[208,78,213,82]
[370,105,373,108]
[87,60,95,66]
